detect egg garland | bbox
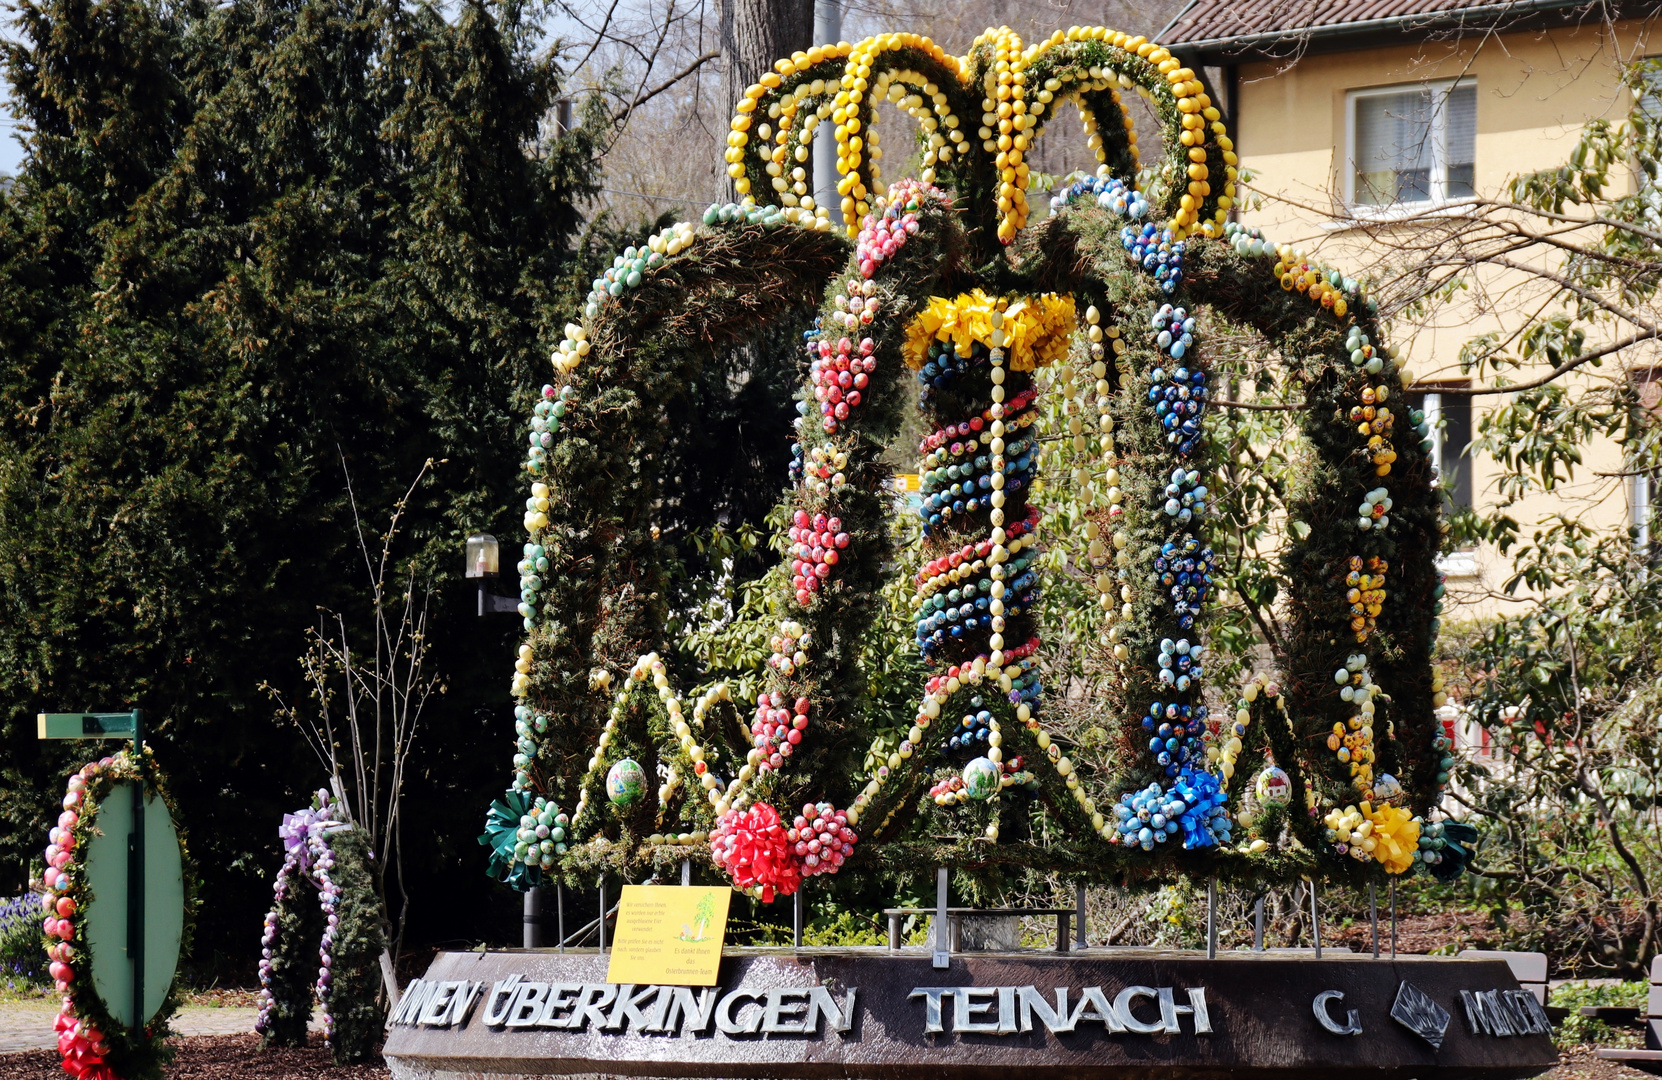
[257,790,385,1065]
[1050,174,1149,221]
[1331,653,1381,789]
[1127,227,1187,294]
[1219,220,1379,320]
[479,789,571,885]
[729,25,1233,263]
[40,750,192,1080]
[1156,535,1215,630]
[1112,767,1230,850]
[1345,555,1390,643]
[506,203,839,790]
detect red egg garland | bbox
[788,802,857,878]
[788,510,851,604]
[812,334,877,433]
[710,800,858,902]
[43,765,113,1080]
[749,692,811,773]
[38,751,186,1080]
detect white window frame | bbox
[1344,77,1477,212]
[1422,389,1481,579]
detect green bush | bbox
[1551,980,1646,1049]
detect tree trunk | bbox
[720,0,816,197]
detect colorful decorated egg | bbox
[962,757,1001,801]
[1255,765,1291,808]
[606,759,646,806]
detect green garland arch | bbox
[483,23,1477,903]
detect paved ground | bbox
[0,1003,318,1053]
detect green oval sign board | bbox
[81,781,185,1028]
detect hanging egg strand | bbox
[1156,535,1214,630]
[1123,225,1185,293]
[1344,554,1389,643]
[1050,174,1149,220]
[525,383,573,477]
[1140,698,1210,776]
[1330,652,1380,791]
[1145,309,1207,456]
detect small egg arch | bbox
[494,26,1474,904]
[255,791,386,1066]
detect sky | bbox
[0,112,20,176]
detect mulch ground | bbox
[0,1034,388,1079]
[1545,1045,1657,1079]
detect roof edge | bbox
[1167,0,1604,63]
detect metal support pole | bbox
[680,859,691,887]
[932,868,949,969]
[598,877,607,954]
[128,711,145,1033]
[524,886,542,948]
[1310,882,1322,959]
[1390,878,1397,959]
[1075,884,1088,950]
[793,890,804,949]
[1253,894,1265,952]
[1206,878,1217,960]
[557,883,566,953]
[1370,882,1380,960]
[812,0,843,214]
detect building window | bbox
[1631,368,1662,551]
[1634,59,1662,121]
[1410,387,1473,510]
[1347,80,1476,208]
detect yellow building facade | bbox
[1169,5,1660,620]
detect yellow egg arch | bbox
[726,26,1239,255]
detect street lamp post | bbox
[467,531,540,942]
[466,533,520,617]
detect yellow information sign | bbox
[605,884,731,986]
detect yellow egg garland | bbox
[726,25,1234,251]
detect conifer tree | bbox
[0,0,606,963]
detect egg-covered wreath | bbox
[39,749,194,1080]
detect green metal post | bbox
[128,710,144,1034]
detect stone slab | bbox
[383,948,1557,1079]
